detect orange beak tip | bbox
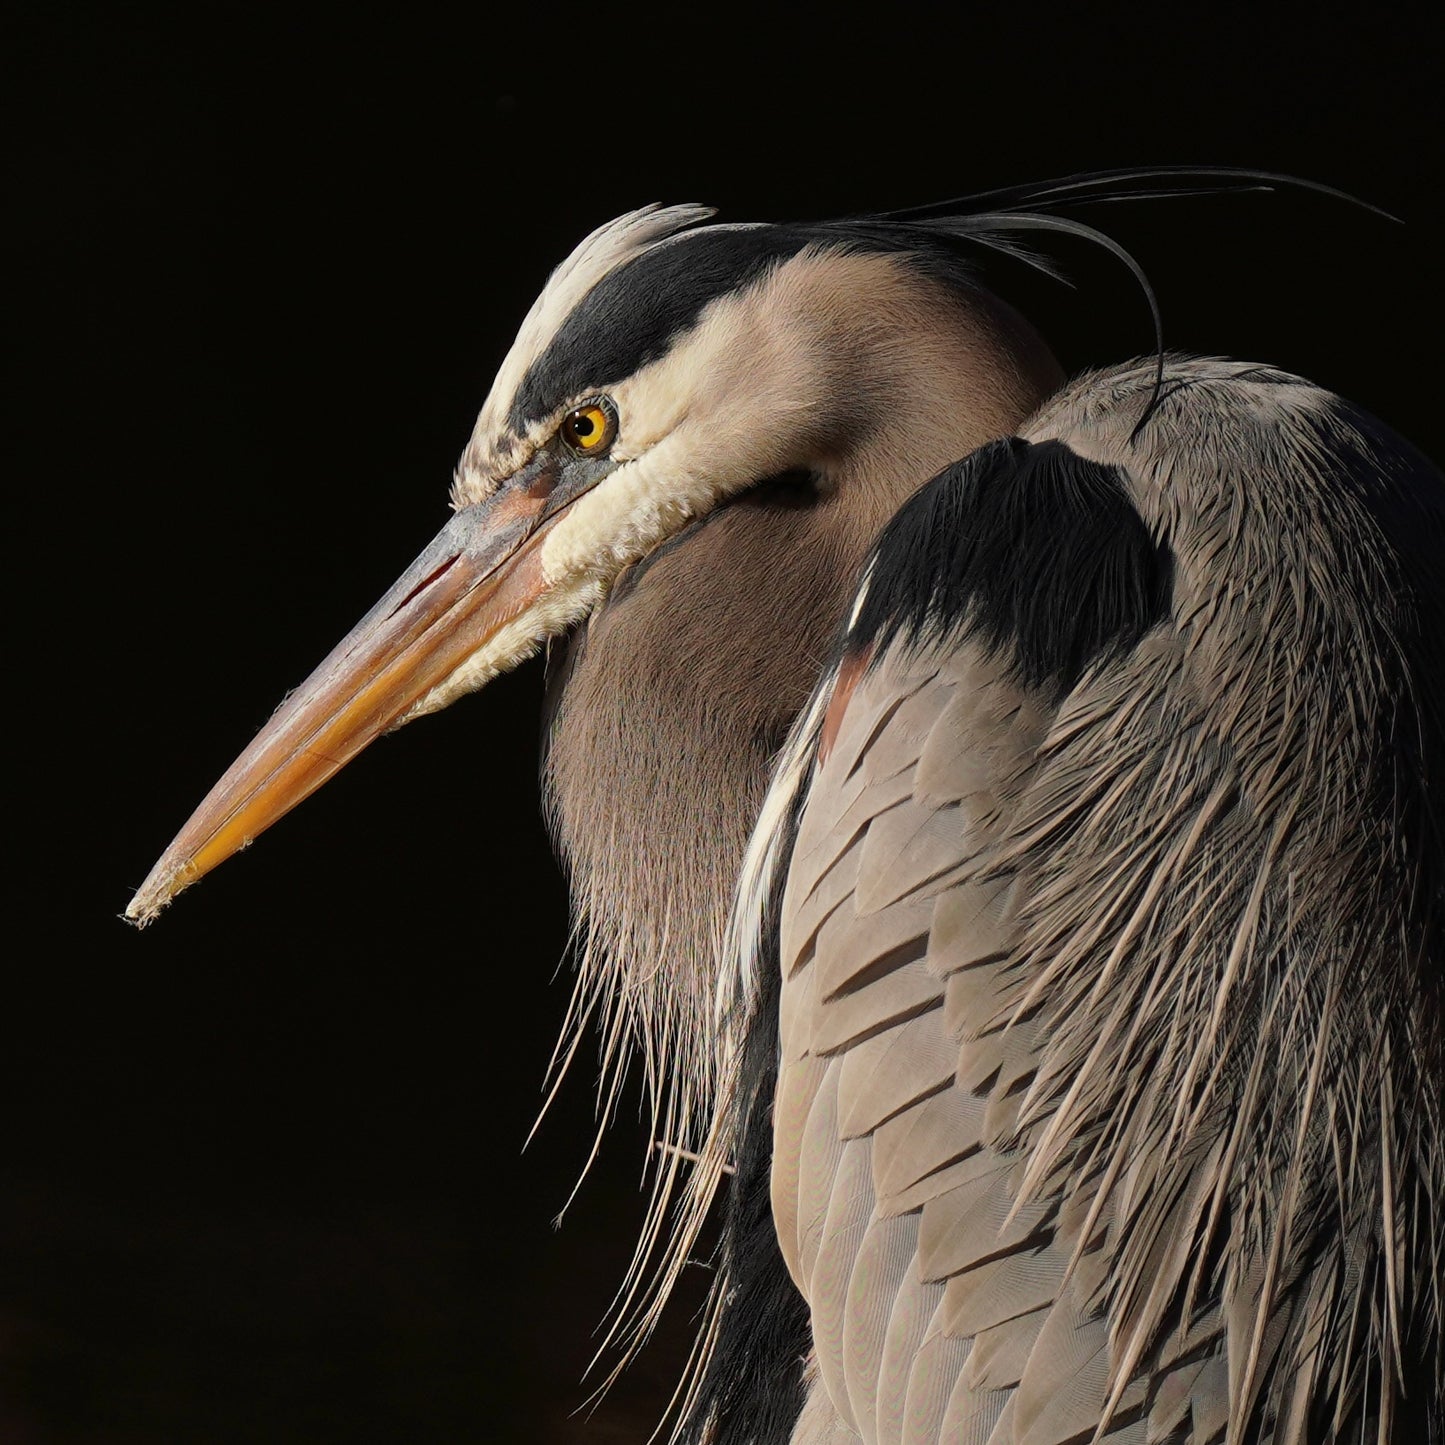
[124,487,562,930]
[124,852,208,928]
[122,892,165,930]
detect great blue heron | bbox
[128,174,1443,1443]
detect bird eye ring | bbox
[560,399,617,456]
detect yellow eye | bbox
[560,400,617,455]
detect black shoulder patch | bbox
[851,437,1172,691]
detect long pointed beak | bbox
[127,477,562,925]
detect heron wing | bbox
[764,422,1201,1443]
[775,634,1195,1445]
[757,374,1445,1444]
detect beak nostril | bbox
[389,554,461,620]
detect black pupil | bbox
[573,412,596,440]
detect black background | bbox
[11,3,1442,1441]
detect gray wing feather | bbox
[876,1254,945,1445]
[773,1051,831,1285]
[795,1058,849,1291]
[836,1007,960,1140]
[899,1307,973,1445]
[842,1210,922,1440]
[810,1134,875,1431]
[778,637,1066,1441]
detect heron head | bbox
[126,204,1052,923]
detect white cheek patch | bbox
[538,439,729,591]
[402,575,609,722]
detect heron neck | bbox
[541,285,1061,1118]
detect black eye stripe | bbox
[509,228,809,434]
